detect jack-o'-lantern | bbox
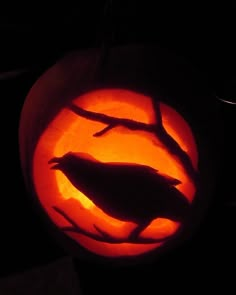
[19,44,221,263]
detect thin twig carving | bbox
[53,205,171,244]
[68,100,198,184]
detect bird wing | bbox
[104,161,181,186]
[105,161,158,172]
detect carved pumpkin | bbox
[19,45,219,263]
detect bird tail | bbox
[158,173,182,186]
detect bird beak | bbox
[48,157,61,170]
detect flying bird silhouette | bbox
[48,152,190,239]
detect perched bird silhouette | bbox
[48,152,191,239]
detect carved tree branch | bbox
[93,123,117,137]
[68,102,198,184]
[53,205,169,244]
[151,100,199,184]
[152,99,163,126]
[68,103,156,132]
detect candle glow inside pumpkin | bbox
[33,88,198,257]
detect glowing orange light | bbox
[33,88,198,257]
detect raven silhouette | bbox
[49,152,190,239]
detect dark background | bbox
[0,1,235,294]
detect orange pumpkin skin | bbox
[19,45,219,264]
